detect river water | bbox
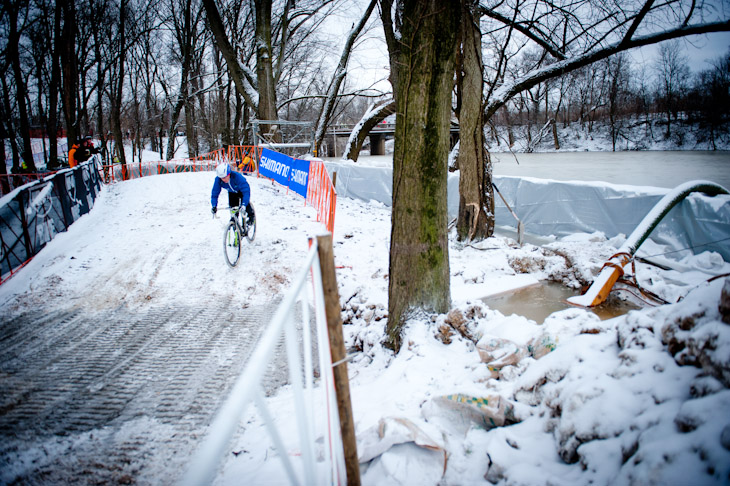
[491,151,730,189]
[345,151,730,190]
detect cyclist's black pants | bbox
[228,192,254,222]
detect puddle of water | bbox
[480,281,640,324]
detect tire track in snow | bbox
[0,297,286,484]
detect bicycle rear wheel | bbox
[223,220,241,267]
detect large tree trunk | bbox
[110,0,127,167]
[456,1,493,242]
[254,0,278,128]
[386,0,460,352]
[59,0,78,148]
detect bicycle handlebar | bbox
[212,206,242,220]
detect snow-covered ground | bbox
[1,145,730,485]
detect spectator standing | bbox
[68,142,80,168]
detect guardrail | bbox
[183,234,359,486]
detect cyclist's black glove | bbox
[211,206,217,215]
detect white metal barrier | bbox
[183,237,346,486]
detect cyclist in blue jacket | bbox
[211,163,254,224]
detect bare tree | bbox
[6,0,36,171]
[203,0,336,138]
[108,0,128,166]
[312,0,378,156]
[654,40,690,139]
[606,54,632,150]
[0,72,21,173]
[165,0,204,160]
[692,49,730,149]
[253,0,277,127]
[47,0,63,168]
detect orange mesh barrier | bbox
[96,146,260,183]
[306,158,337,234]
[228,145,260,173]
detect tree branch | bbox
[480,5,566,60]
[484,19,730,121]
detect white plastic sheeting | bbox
[324,161,730,261]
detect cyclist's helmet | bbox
[216,162,231,178]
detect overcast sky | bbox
[337,4,730,93]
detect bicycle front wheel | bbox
[245,202,256,242]
[223,220,241,267]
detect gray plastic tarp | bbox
[324,161,730,261]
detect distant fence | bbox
[97,145,260,183]
[0,156,102,284]
[0,145,338,285]
[3,139,69,170]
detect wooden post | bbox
[316,233,360,486]
[332,170,338,190]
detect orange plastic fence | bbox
[97,145,261,183]
[306,159,337,235]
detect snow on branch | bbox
[342,98,395,160]
[314,0,378,150]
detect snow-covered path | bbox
[0,173,325,484]
[0,303,280,483]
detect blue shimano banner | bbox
[259,148,293,187]
[289,158,310,198]
[258,148,311,198]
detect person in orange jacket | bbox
[68,143,80,168]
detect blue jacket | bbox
[211,171,251,208]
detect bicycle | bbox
[216,203,256,267]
